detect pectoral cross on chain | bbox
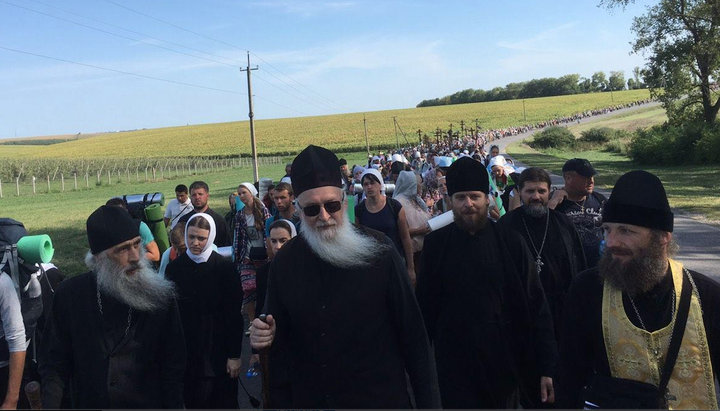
[535,256,544,274]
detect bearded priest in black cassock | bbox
[250,145,441,409]
[498,167,587,339]
[39,206,185,409]
[417,157,557,409]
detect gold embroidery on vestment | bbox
[601,259,717,409]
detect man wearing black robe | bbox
[417,157,557,409]
[39,206,185,409]
[499,167,586,338]
[250,145,440,409]
[557,171,720,409]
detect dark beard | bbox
[599,242,668,296]
[452,208,487,233]
[525,203,548,218]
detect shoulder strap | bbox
[658,268,692,396]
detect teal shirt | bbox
[139,221,155,245]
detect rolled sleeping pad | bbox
[144,203,170,254]
[353,183,395,194]
[347,194,356,224]
[216,246,233,259]
[16,234,54,264]
[427,210,454,232]
[122,192,165,206]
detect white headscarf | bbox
[239,182,258,197]
[274,219,297,238]
[185,213,216,264]
[360,168,386,194]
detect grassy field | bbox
[2,151,368,277]
[0,89,650,159]
[506,143,720,223]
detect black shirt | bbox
[556,191,606,267]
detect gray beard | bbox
[300,212,388,268]
[86,251,176,312]
[525,203,548,218]
[598,242,668,297]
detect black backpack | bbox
[0,218,44,362]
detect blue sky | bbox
[0,0,653,138]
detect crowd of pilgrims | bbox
[8,97,717,409]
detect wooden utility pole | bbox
[523,99,527,121]
[363,114,370,156]
[240,52,260,183]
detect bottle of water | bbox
[246,364,259,378]
[599,239,606,257]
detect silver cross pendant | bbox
[535,257,544,274]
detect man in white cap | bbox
[250,145,440,409]
[39,205,185,409]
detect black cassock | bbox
[166,251,244,409]
[498,207,587,338]
[39,272,186,409]
[417,221,557,409]
[264,227,441,409]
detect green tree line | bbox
[417,70,646,107]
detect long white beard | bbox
[86,250,176,312]
[300,212,388,268]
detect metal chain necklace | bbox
[627,286,676,357]
[574,197,586,213]
[521,210,550,275]
[97,285,133,339]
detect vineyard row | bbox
[0,156,283,198]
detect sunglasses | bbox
[300,200,343,217]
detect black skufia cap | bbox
[87,205,141,254]
[602,170,674,232]
[446,157,489,196]
[562,158,597,177]
[291,145,343,197]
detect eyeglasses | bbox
[300,200,343,217]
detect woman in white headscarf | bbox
[355,168,416,286]
[393,171,431,272]
[165,213,245,408]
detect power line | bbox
[253,72,338,112]
[250,51,352,112]
[1,44,310,116]
[1,0,239,68]
[0,45,245,95]
[102,0,247,52]
[99,0,350,114]
[25,0,243,67]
